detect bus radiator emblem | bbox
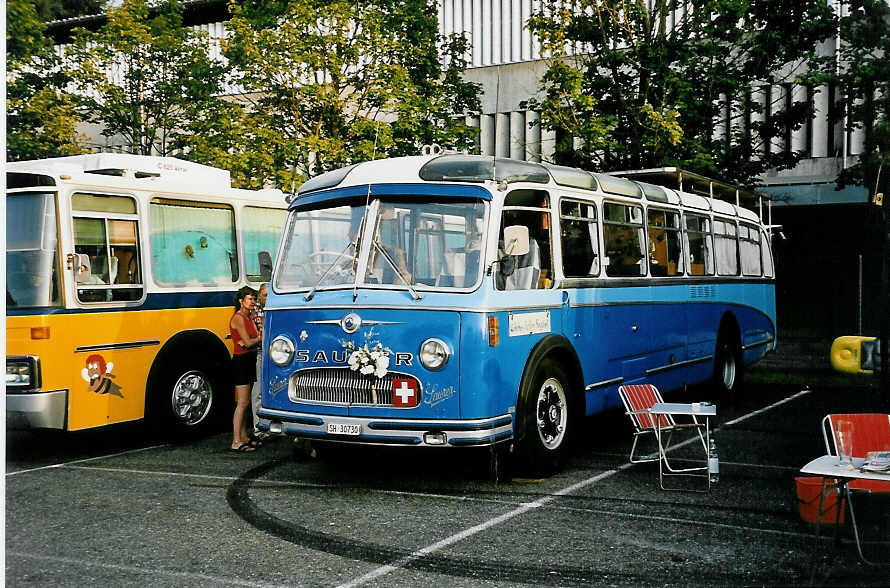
[341,313,361,334]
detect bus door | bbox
[493,190,565,381]
[68,192,147,429]
[600,201,651,383]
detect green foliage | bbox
[221,0,481,188]
[6,0,86,160]
[525,0,836,186]
[67,0,230,155]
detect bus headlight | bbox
[6,357,40,390]
[269,336,295,366]
[419,338,450,371]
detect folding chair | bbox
[619,383,673,464]
[822,413,890,564]
[618,384,711,488]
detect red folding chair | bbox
[822,413,890,564]
[618,384,708,469]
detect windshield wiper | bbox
[303,241,357,302]
[372,241,422,301]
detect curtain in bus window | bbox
[560,200,600,277]
[739,224,762,276]
[150,199,237,286]
[243,206,287,282]
[761,229,775,277]
[685,215,713,276]
[714,220,739,276]
[603,202,645,277]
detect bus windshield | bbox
[6,192,61,308]
[276,197,486,291]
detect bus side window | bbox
[603,202,645,277]
[760,228,775,277]
[560,199,600,277]
[72,193,143,303]
[685,214,713,276]
[498,190,553,290]
[739,223,762,276]
[243,206,287,282]
[150,198,238,286]
[647,208,682,277]
[714,219,739,276]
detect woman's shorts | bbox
[231,351,258,386]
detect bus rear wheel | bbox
[515,358,573,477]
[713,338,743,400]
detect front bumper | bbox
[6,389,68,430]
[258,407,514,447]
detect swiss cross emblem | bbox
[392,378,418,407]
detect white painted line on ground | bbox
[5,443,169,477]
[6,551,281,587]
[336,388,814,588]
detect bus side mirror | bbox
[74,253,91,284]
[258,251,273,281]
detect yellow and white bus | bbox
[5,153,288,436]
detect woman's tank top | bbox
[230,312,259,355]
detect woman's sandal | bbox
[230,443,255,453]
[247,435,263,448]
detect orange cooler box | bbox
[796,476,846,525]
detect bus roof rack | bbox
[612,167,767,209]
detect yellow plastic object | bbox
[830,335,877,374]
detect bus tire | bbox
[713,329,743,400]
[515,358,573,477]
[147,355,227,440]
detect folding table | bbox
[650,402,716,492]
[799,455,890,564]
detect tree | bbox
[221,0,481,188]
[66,0,230,156]
[524,0,836,185]
[6,0,86,160]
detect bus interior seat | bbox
[437,249,466,288]
[505,238,541,290]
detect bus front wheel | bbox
[148,358,225,439]
[515,358,573,476]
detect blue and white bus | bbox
[258,153,776,474]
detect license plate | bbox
[326,422,361,436]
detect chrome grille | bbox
[289,367,419,406]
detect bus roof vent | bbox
[8,153,231,190]
[419,155,550,185]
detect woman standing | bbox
[230,286,261,452]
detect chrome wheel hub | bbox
[536,377,567,450]
[171,370,213,426]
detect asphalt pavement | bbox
[5,368,888,587]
